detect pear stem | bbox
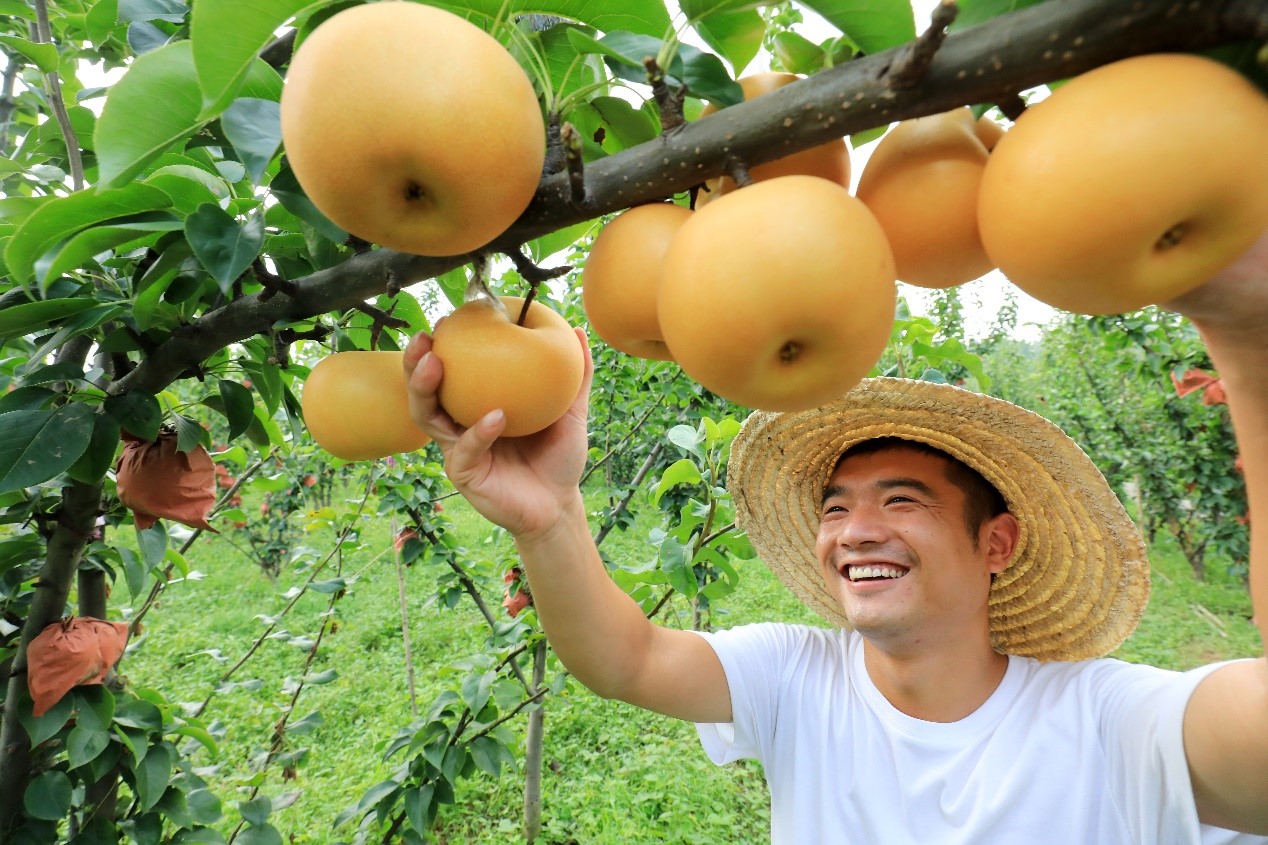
[890,0,958,88]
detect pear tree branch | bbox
[109,0,1268,399]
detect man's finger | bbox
[446,409,507,487]
[405,347,464,445]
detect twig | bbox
[127,449,277,638]
[995,92,1027,121]
[644,57,687,132]
[890,0,958,88]
[191,467,379,717]
[254,258,299,302]
[1191,603,1229,638]
[542,112,567,176]
[561,122,587,208]
[272,325,331,368]
[724,157,753,188]
[392,518,420,720]
[30,0,83,189]
[507,247,573,285]
[349,300,410,331]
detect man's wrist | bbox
[514,492,588,553]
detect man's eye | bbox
[886,495,914,505]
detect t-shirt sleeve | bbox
[1096,658,1263,845]
[690,623,809,766]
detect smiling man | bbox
[404,230,1268,843]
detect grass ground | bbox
[114,488,1261,844]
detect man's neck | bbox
[861,635,1009,723]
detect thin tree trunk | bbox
[0,481,103,838]
[522,640,548,842]
[78,565,121,826]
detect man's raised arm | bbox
[403,329,731,724]
[1167,231,1268,834]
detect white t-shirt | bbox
[694,623,1265,845]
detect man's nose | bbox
[835,504,890,547]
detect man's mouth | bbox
[843,564,909,582]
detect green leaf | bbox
[461,670,495,714]
[682,2,765,74]
[658,534,695,596]
[221,98,282,184]
[430,0,671,37]
[772,31,825,75]
[186,789,223,825]
[0,404,95,494]
[949,0,1046,31]
[0,298,103,340]
[186,204,264,292]
[133,742,175,811]
[269,165,346,244]
[667,423,704,456]
[85,0,122,41]
[527,219,597,263]
[20,692,75,746]
[75,686,118,733]
[34,212,184,291]
[4,184,174,285]
[469,735,508,777]
[589,96,659,149]
[24,770,72,820]
[95,42,206,189]
[104,392,163,441]
[191,0,323,116]
[216,379,255,440]
[173,413,208,452]
[434,267,467,309]
[404,783,436,832]
[119,0,188,23]
[68,724,112,769]
[137,523,168,570]
[0,35,60,74]
[799,0,916,54]
[241,360,283,415]
[114,696,165,731]
[653,458,704,505]
[172,827,228,844]
[118,547,148,600]
[238,796,271,826]
[144,165,228,213]
[588,32,742,107]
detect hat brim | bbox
[727,378,1150,662]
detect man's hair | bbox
[834,437,1009,542]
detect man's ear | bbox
[983,513,1020,574]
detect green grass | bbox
[112,487,1261,844]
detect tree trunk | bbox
[0,480,103,839]
[78,566,121,826]
[522,640,548,843]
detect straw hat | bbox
[727,377,1150,662]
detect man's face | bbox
[814,446,1014,649]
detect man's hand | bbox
[1163,229,1268,339]
[402,327,594,540]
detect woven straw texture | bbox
[728,378,1150,662]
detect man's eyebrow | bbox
[877,477,937,498]
[820,477,938,508]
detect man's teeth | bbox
[847,565,907,581]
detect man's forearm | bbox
[513,494,659,699]
[1198,324,1268,652]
